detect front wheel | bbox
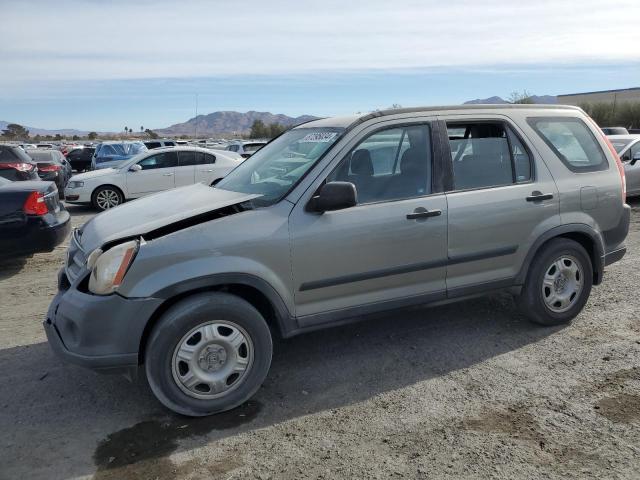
[145,292,273,416]
[91,185,123,211]
[518,238,593,326]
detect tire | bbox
[91,185,123,211]
[518,238,593,326]
[144,292,273,417]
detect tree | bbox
[87,131,98,140]
[250,120,267,138]
[144,128,159,139]
[268,122,287,138]
[54,134,63,141]
[128,128,133,134]
[124,126,128,133]
[140,126,144,133]
[508,90,534,104]
[1,123,30,140]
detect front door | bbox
[126,150,178,196]
[441,116,560,294]
[289,121,448,323]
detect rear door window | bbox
[528,117,608,172]
[447,122,532,190]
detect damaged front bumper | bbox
[44,268,162,374]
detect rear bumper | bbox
[602,203,630,268]
[44,269,162,372]
[0,210,70,257]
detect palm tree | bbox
[140,126,144,133]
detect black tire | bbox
[518,238,593,326]
[144,292,273,417]
[91,185,124,211]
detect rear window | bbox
[528,117,608,172]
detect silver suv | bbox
[45,105,630,416]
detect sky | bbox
[0,0,639,131]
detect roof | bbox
[558,87,640,97]
[606,134,640,140]
[299,104,582,129]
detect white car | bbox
[64,146,243,211]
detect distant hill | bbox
[156,111,319,137]
[464,95,557,105]
[0,120,90,137]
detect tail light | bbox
[23,191,49,215]
[586,116,626,203]
[0,162,35,172]
[38,164,62,172]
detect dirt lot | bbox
[1,201,639,480]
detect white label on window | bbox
[300,132,337,143]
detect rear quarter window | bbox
[527,117,608,172]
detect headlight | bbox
[68,181,84,188]
[88,240,139,295]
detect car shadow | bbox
[0,294,562,479]
[0,256,29,281]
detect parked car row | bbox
[65,146,244,210]
[607,134,640,197]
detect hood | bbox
[71,168,120,181]
[78,183,260,252]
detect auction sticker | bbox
[300,132,338,143]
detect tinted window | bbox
[203,153,216,164]
[328,124,431,204]
[67,149,82,159]
[137,151,178,170]
[145,142,162,149]
[244,143,265,153]
[164,141,176,146]
[178,150,198,166]
[227,144,240,152]
[448,122,530,190]
[528,117,607,172]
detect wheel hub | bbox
[198,345,227,372]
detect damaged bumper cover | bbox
[44,268,162,373]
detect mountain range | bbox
[156,111,319,137]
[464,95,557,105]
[3,95,558,138]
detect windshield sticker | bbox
[300,132,338,143]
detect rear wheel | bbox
[91,185,123,211]
[145,292,273,416]
[518,238,593,326]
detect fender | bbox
[516,223,605,286]
[152,273,296,337]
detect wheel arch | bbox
[517,224,605,286]
[137,274,295,365]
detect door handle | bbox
[200,169,214,172]
[163,173,174,176]
[526,191,553,202]
[406,208,442,220]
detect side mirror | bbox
[129,164,142,172]
[310,181,357,212]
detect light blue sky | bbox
[1,0,639,131]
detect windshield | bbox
[216,127,344,206]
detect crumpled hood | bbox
[78,184,260,252]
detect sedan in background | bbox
[608,134,640,197]
[226,141,267,158]
[0,177,70,259]
[601,127,629,135]
[65,146,243,210]
[0,145,40,181]
[91,141,147,170]
[26,149,72,197]
[65,146,95,172]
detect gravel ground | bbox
[1,201,639,480]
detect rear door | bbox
[175,151,197,187]
[441,115,560,294]
[621,140,640,196]
[194,152,220,184]
[126,151,178,196]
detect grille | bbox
[65,229,87,283]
